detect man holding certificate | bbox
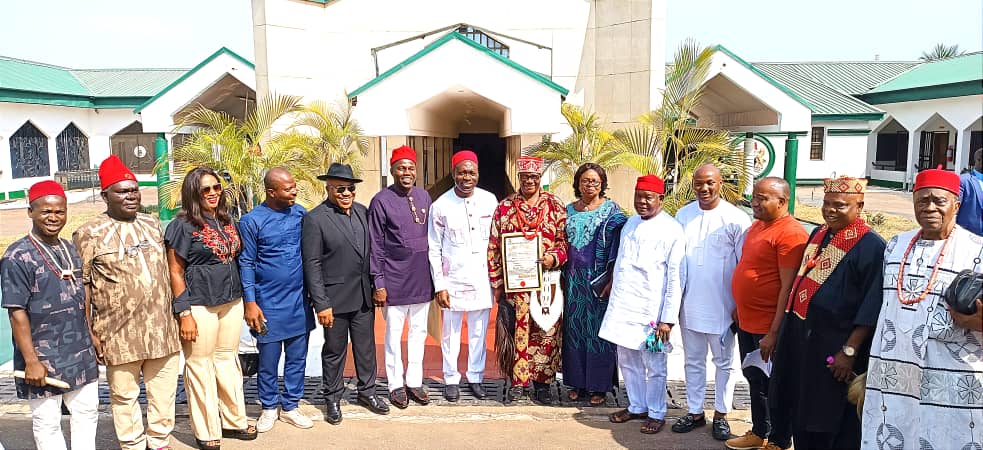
[488,156,568,405]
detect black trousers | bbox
[737,329,792,449]
[320,305,376,402]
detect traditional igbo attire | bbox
[238,203,314,414]
[599,175,685,422]
[488,157,568,388]
[562,199,627,394]
[957,169,983,235]
[862,168,983,449]
[770,174,885,450]
[73,156,180,450]
[369,147,435,394]
[2,181,98,450]
[428,181,498,386]
[676,199,750,417]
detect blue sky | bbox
[0,0,980,68]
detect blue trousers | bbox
[257,333,310,411]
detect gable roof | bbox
[868,52,982,93]
[753,63,887,119]
[0,55,184,108]
[349,31,568,98]
[752,61,916,96]
[134,47,255,113]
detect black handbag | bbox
[945,270,982,315]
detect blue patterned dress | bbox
[561,199,627,393]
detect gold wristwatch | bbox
[841,345,856,357]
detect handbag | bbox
[530,270,563,330]
[943,245,983,315]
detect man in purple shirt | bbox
[368,146,435,409]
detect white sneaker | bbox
[280,408,314,429]
[256,408,278,433]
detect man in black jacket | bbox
[301,163,389,424]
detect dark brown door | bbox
[111,134,157,174]
[932,132,949,168]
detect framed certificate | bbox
[501,232,542,293]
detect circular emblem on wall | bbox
[746,136,776,180]
[134,145,147,158]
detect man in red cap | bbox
[428,150,499,401]
[488,155,569,404]
[2,181,99,449]
[73,155,181,450]
[367,145,433,410]
[598,174,684,434]
[861,167,983,449]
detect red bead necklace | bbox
[895,230,950,305]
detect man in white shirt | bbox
[427,150,499,402]
[599,174,685,435]
[672,165,750,440]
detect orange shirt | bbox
[731,215,808,334]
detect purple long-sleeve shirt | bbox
[367,185,434,306]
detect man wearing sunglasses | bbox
[73,155,181,450]
[301,162,388,425]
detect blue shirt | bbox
[957,170,983,236]
[238,203,315,342]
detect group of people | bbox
[2,144,982,450]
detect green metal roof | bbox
[868,52,983,93]
[753,61,916,95]
[350,31,569,98]
[753,63,886,117]
[134,47,255,113]
[0,55,185,108]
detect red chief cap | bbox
[28,180,66,203]
[451,150,478,168]
[389,146,417,165]
[913,165,960,195]
[516,156,543,173]
[98,155,137,190]
[635,174,665,194]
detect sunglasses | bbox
[332,185,356,194]
[200,184,223,195]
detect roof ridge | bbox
[0,54,71,70]
[752,60,918,65]
[70,67,188,72]
[770,66,883,112]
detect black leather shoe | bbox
[444,384,460,402]
[325,401,342,425]
[532,387,553,406]
[389,387,409,409]
[469,382,487,399]
[505,385,525,403]
[671,413,707,433]
[711,417,732,441]
[407,387,430,405]
[357,393,390,415]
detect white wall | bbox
[0,103,142,196]
[800,122,876,181]
[872,95,983,172]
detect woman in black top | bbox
[165,167,255,450]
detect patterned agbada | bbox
[488,190,568,387]
[73,213,180,366]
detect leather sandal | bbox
[609,408,647,423]
[195,439,220,450]
[640,417,665,434]
[588,392,606,406]
[221,425,257,441]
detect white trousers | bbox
[441,308,490,385]
[681,327,737,414]
[383,302,430,391]
[618,346,668,420]
[26,381,99,450]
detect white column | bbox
[956,128,971,171]
[905,130,919,190]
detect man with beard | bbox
[770,176,885,449]
[73,155,181,450]
[368,146,434,409]
[2,181,98,450]
[239,168,315,432]
[673,164,750,440]
[428,150,498,401]
[302,163,389,425]
[488,156,568,404]
[861,167,983,449]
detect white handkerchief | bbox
[741,349,772,377]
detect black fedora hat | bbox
[317,163,363,183]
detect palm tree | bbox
[616,39,749,214]
[286,98,370,176]
[919,43,965,62]
[529,103,636,189]
[160,93,326,214]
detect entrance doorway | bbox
[454,133,508,200]
[919,131,949,170]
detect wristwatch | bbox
[179,310,192,318]
[841,345,856,357]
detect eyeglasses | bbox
[332,185,357,194]
[200,184,223,195]
[580,180,602,186]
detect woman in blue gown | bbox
[561,163,627,405]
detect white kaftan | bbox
[427,187,498,312]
